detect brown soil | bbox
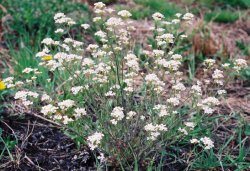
[0,111,95,170]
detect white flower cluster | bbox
[74,108,87,118]
[3,77,16,88]
[204,59,216,68]
[212,69,224,85]
[41,104,58,115]
[167,97,180,106]
[41,38,59,46]
[81,23,90,29]
[58,99,75,110]
[144,123,167,140]
[152,12,164,21]
[64,38,84,48]
[105,17,124,29]
[14,90,39,106]
[124,53,139,72]
[145,74,165,93]
[156,33,175,46]
[55,28,64,34]
[233,59,247,72]
[126,111,137,120]
[172,82,186,91]
[41,93,52,102]
[95,30,107,42]
[71,86,83,95]
[178,128,188,135]
[35,46,50,58]
[200,137,214,149]
[110,107,124,125]
[198,97,219,114]
[54,12,76,25]
[179,122,195,135]
[155,57,182,72]
[191,82,202,96]
[153,104,169,117]
[191,137,214,150]
[22,67,34,74]
[87,132,104,150]
[153,50,164,57]
[117,10,132,18]
[105,85,118,97]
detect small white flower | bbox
[172,19,180,24]
[217,89,226,95]
[184,122,195,129]
[22,68,33,74]
[200,137,214,149]
[110,107,124,124]
[94,2,106,9]
[178,128,188,135]
[153,50,164,57]
[41,38,55,45]
[190,138,199,144]
[182,13,194,21]
[63,116,73,124]
[41,94,52,102]
[93,17,102,22]
[41,104,58,115]
[118,10,132,18]
[71,86,83,95]
[152,12,164,21]
[87,132,104,150]
[74,108,87,118]
[58,99,75,110]
[81,24,90,29]
[233,59,247,71]
[175,13,182,18]
[167,97,180,106]
[54,13,65,20]
[145,123,167,140]
[172,82,186,91]
[126,111,137,119]
[55,28,64,33]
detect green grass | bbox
[188,114,250,170]
[127,0,180,20]
[204,10,240,23]
[0,128,17,162]
[1,0,91,88]
[2,0,90,48]
[182,0,250,9]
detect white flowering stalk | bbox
[9,2,249,169]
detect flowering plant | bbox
[5,2,248,169]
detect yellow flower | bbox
[42,55,53,61]
[0,81,6,91]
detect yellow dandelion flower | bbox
[0,81,6,91]
[42,55,53,61]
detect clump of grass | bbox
[204,10,239,23]
[131,0,180,20]
[0,128,17,162]
[217,0,250,9]
[2,0,90,48]
[182,0,250,9]
[1,0,91,88]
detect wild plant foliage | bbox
[2,1,248,169]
